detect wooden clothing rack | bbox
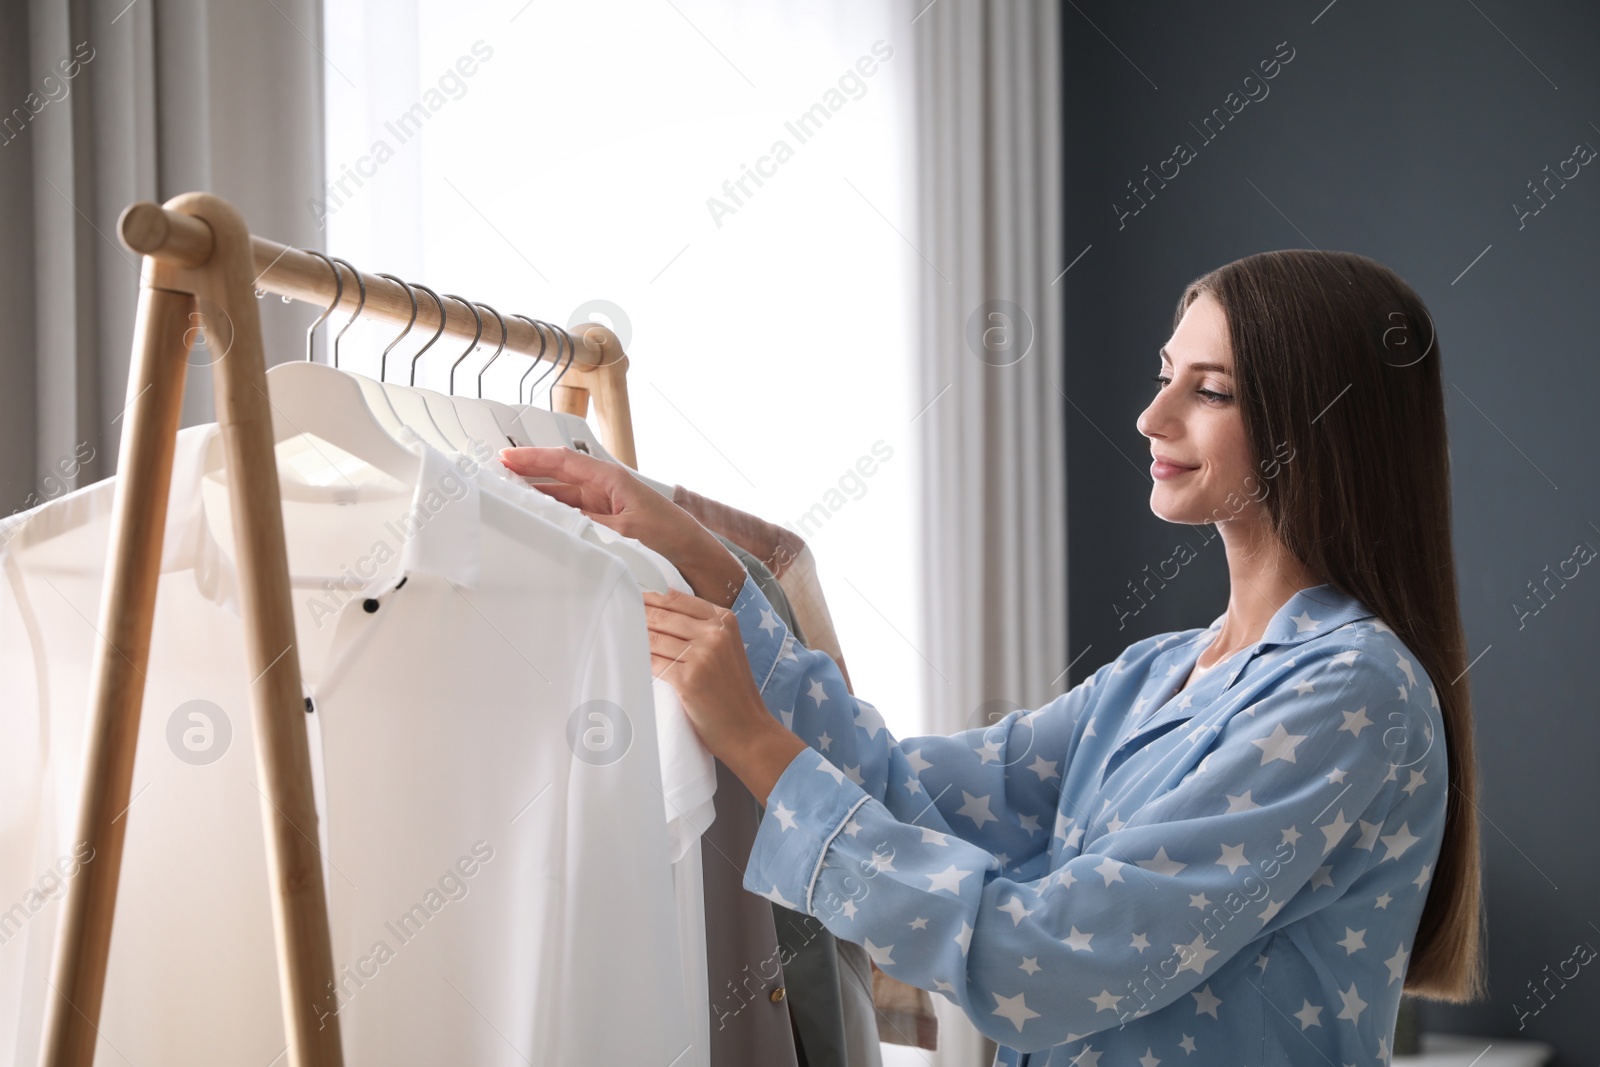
[36,191,637,1067]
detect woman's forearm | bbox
[723,715,811,807]
[675,533,749,609]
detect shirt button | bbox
[769,987,786,1004]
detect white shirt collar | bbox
[5,423,482,616]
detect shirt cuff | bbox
[741,746,871,915]
[730,571,790,695]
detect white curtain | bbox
[0,0,325,515]
[908,3,1066,1064]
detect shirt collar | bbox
[1126,583,1376,738]
[1202,582,1375,650]
[176,423,482,615]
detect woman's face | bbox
[1136,291,1256,525]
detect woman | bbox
[500,249,1484,1066]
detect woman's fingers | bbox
[526,481,590,509]
[642,589,721,623]
[643,600,716,641]
[498,445,611,484]
[528,479,608,511]
[650,651,698,687]
[646,630,695,661]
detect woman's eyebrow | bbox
[1159,346,1233,375]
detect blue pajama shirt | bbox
[731,577,1448,1067]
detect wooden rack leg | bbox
[37,285,195,1065]
[554,326,638,469]
[39,193,345,1066]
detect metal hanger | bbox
[329,257,365,370]
[258,249,419,483]
[442,293,482,397]
[547,323,577,409]
[475,302,507,399]
[441,299,515,451]
[375,272,418,383]
[504,317,586,453]
[408,283,448,387]
[302,250,342,363]
[404,289,474,451]
[480,312,555,449]
[537,322,649,475]
[379,281,459,452]
[515,314,554,405]
[334,271,409,435]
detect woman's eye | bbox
[1152,375,1232,404]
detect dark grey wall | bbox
[1061,1,1599,1063]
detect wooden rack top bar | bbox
[118,201,623,371]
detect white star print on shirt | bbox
[1384,943,1410,985]
[993,992,1042,1031]
[1336,982,1369,1025]
[1252,723,1308,765]
[1216,843,1249,874]
[957,791,998,828]
[1339,706,1373,736]
[1224,790,1260,812]
[1335,928,1367,954]
[928,864,975,894]
[1090,989,1124,1013]
[727,576,1448,1063]
[997,895,1035,926]
[1380,823,1421,861]
[1137,847,1188,877]
[1063,926,1095,953]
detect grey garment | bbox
[711,539,858,1067]
[770,905,847,1067]
[834,939,883,1067]
[702,756,798,1067]
[702,539,801,1067]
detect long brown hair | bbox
[1176,250,1485,1001]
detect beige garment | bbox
[674,486,940,1054]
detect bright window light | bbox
[322,0,925,741]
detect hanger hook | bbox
[549,323,578,409]
[375,273,417,383]
[409,283,447,387]
[521,316,560,404]
[474,303,507,399]
[301,249,343,363]
[329,257,366,370]
[518,316,563,409]
[442,294,482,396]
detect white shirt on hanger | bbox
[0,423,695,1067]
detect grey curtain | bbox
[908,3,1066,1065]
[0,0,325,517]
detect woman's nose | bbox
[1136,394,1167,440]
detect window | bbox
[322,0,924,739]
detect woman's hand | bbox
[643,587,808,804]
[498,445,747,608]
